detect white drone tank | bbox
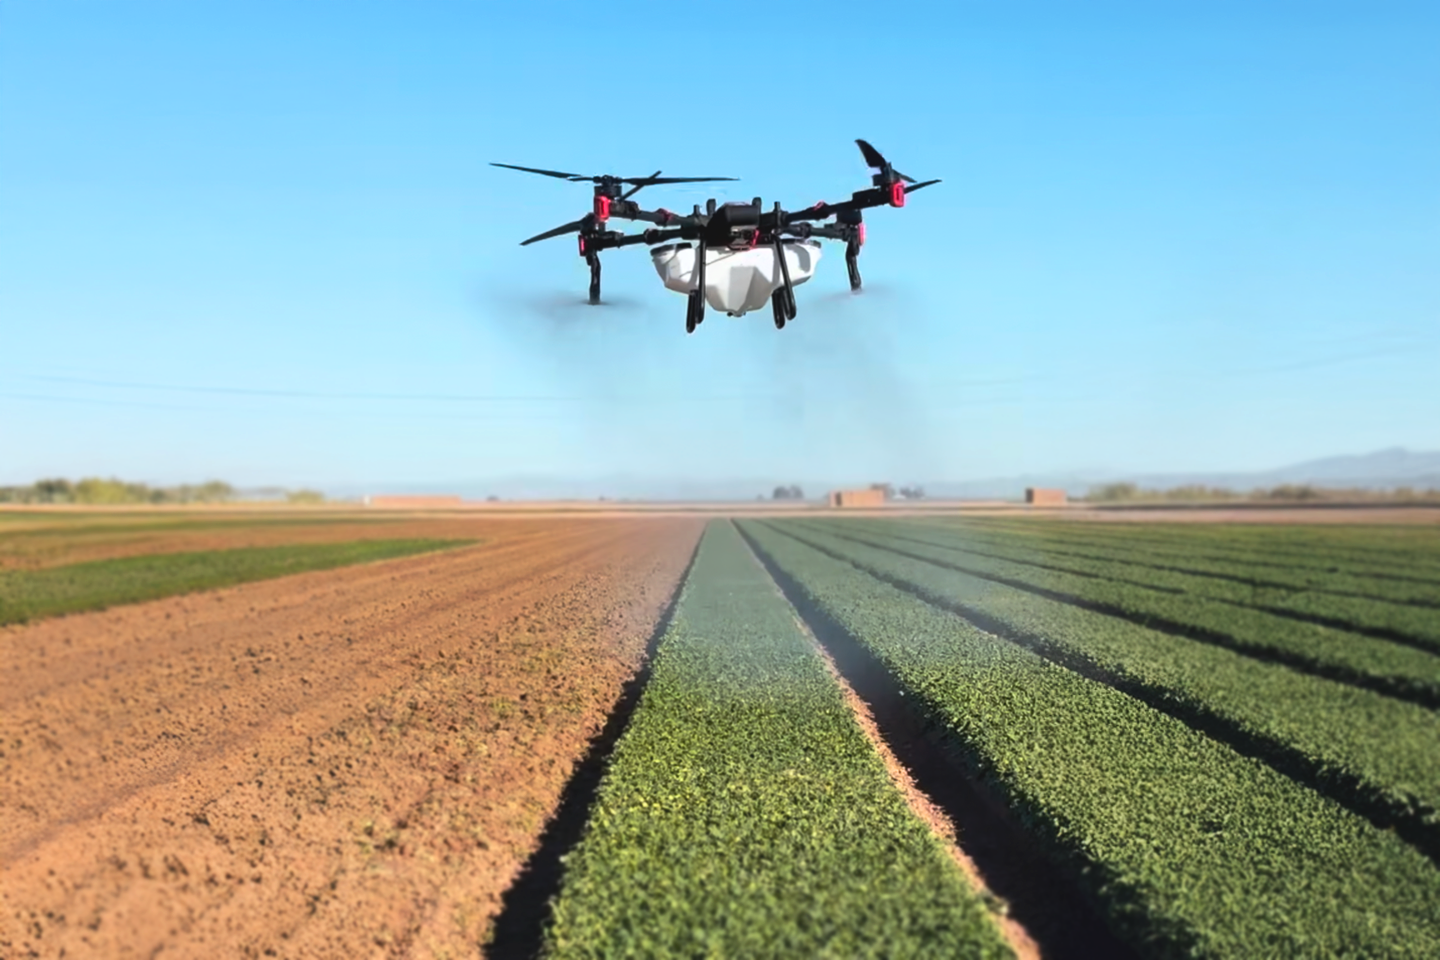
[650,241,822,316]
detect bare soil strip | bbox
[1,517,703,958]
[737,523,1135,960]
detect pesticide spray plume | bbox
[498,289,648,328]
[764,280,944,484]
[809,281,903,306]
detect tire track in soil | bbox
[1,517,703,958]
[736,522,1138,960]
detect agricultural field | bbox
[4,508,1439,957]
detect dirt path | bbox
[1,517,703,957]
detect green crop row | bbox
[926,517,1440,607]
[1015,523,1440,651]
[769,521,1440,857]
[739,520,1440,959]
[945,516,1440,582]
[953,516,1440,584]
[540,521,1011,959]
[0,538,474,626]
[829,519,1440,695]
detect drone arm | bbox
[781,176,940,225]
[784,223,846,240]
[580,227,692,254]
[783,191,884,223]
[610,202,703,229]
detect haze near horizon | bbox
[2,1,1436,489]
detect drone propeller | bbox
[520,218,588,246]
[490,162,588,181]
[491,162,736,187]
[855,139,917,183]
[903,178,942,193]
[621,171,662,202]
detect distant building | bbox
[364,495,463,508]
[1025,487,1068,506]
[827,488,887,508]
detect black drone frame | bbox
[493,140,939,333]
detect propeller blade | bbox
[903,179,941,193]
[491,162,590,181]
[894,170,918,183]
[621,171,662,201]
[519,219,586,246]
[856,139,888,170]
[621,175,738,185]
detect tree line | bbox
[1083,482,1440,503]
[770,483,927,501]
[0,477,325,504]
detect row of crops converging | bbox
[528,518,1440,959]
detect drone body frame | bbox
[493,141,939,333]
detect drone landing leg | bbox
[771,206,797,322]
[587,254,601,304]
[771,289,787,330]
[846,241,863,292]
[686,239,707,334]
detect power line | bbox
[5,373,777,404]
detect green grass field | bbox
[0,538,473,625]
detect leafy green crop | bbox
[826,519,1440,699]
[740,520,1440,959]
[542,521,1011,960]
[953,516,1440,583]
[910,516,1440,605]
[778,520,1440,856]
[0,538,473,625]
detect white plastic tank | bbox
[650,241,822,316]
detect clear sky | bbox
[2,1,1437,491]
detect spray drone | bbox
[493,140,939,333]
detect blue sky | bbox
[2,1,1436,491]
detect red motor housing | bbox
[889,182,906,208]
[594,194,611,222]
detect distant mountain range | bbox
[918,448,1440,500]
[327,447,1440,503]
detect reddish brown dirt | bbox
[797,616,1040,960]
[0,513,566,572]
[1,517,703,957]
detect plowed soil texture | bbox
[1,516,703,957]
[0,511,530,572]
